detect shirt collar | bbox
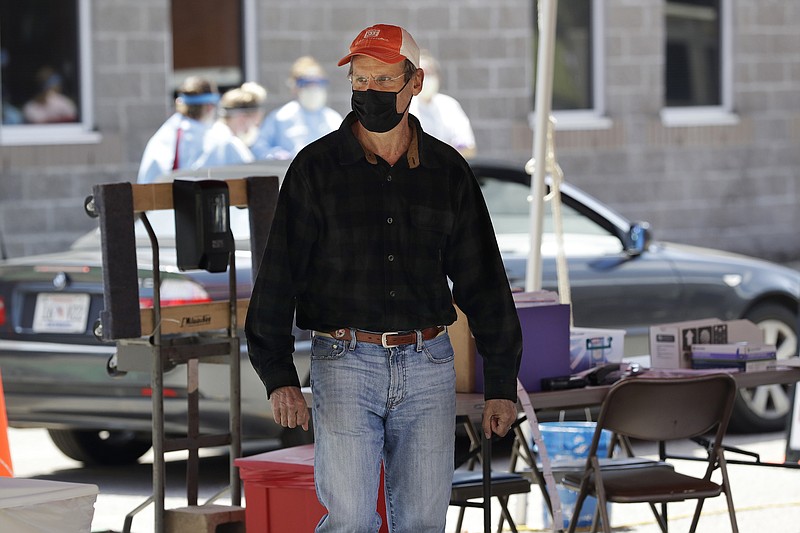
[338,112,424,169]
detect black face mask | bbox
[351,78,411,133]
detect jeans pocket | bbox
[311,335,348,360]
[422,334,455,364]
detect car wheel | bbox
[729,303,799,433]
[47,429,152,465]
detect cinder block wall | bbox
[0,0,798,263]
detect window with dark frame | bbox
[1,1,81,125]
[665,0,722,107]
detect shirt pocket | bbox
[410,205,454,243]
[408,205,455,281]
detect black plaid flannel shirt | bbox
[245,113,522,400]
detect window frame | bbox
[660,0,738,127]
[0,0,98,146]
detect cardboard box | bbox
[649,318,764,369]
[569,327,626,373]
[451,305,477,393]
[691,343,777,371]
[474,301,571,393]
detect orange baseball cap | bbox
[338,24,420,68]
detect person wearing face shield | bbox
[245,24,522,532]
[409,50,477,158]
[137,76,253,183]
[250,56,343,160]
[217,82,267,148]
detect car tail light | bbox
[0,297,5,326]
[139,278,212,308]
[140,387,179,398]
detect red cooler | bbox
[235,444,388,532]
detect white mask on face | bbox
[419,75,439,101]
[297,86,327,111]
[241,125,259,147]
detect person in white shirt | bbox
[409,50,476,158]
[137,76,252,184]
[251,56,342,160]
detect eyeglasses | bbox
[348,72,406,89]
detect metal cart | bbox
[86,176,278,532]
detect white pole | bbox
[526,0,559,292]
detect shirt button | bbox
[386,175,392,182]
[387,217,393,224]
[389,290,396,298]
[388,254,394,262]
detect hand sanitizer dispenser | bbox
[173,179,233,273]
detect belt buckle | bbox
[381,331,401,348]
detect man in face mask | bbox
[409,50,477,158]
[250,56,343,160]
[245,24,522,533]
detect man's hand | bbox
[482,398,517,438]
[270,386,310,431]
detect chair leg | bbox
[455,506,466,533]
[689,498,706,533]
[591,503,600,533]
[718,454,739,533]
[495,503,507,533]
[595,495,611,533]
[648,502,669,533]
[498,496,519,533]
[567,488,590,533]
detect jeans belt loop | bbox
[347,327,358,351]
[415,329,424,352]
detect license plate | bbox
[32,293,91,334]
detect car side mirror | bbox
[625,222,651,256]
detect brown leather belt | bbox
[318,326,445,348]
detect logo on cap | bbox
[364,29,381,38]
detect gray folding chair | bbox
[561,374,739,533]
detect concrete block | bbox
[164,504,245,533]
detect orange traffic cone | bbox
[0,369,13,477]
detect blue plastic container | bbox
[539,422,612,530]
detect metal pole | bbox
[483,433,492,533]
[526,0,559,292]
[141,213,165,533]
[228,248,242,505]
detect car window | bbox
[478,176,623,256]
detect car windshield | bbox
[478,176,623,256]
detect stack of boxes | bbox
[648,318,776,371]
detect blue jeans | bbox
[310,330,456,533]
